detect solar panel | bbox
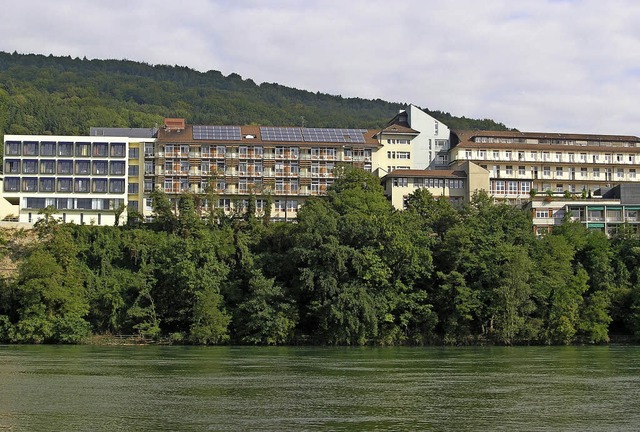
[260,127,304,142]
[302,128,366,143]
[193,125,242,141]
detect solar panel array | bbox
[260,127,304,142]
[193,125,242,141]
[260,127,367,143]
[303,128,367,143]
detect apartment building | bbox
[1,134,155,225]
[372,104,450,174]
[149,118,379,220]
[449,130,640,201]
[526,184,640,236]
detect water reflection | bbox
[0,345,639,431]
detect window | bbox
[465,149,472,159]
[506,165,513,176]
[144,179,153,192]
[630,169,636,179]
[555,152,561,162]
[518,166,526,176]
[22,160,38,174]
[5,142,20,156]
[57,178,72,192]
[479,150,486,159]
[145,143,155,156]
[76,160,90,175]
[93,142,108,157]
[128,183,139,194]
[128,165,139,176]
[23,142,38,156]
[22,178,38,192]
[110,161,125,175]
[568,153,575,162]
[493,150,499,159]
[530,151,538,161]
[110,179,125,194]
[518,151,525,160]
[41,142,56,156]
[581,167,587,178]
[392,177,408,187]
[5,160,20,174]
[128,148,140,159]
[495,181,505,194]
[76,199,93,210]
[110,143,125,157]
[26,198,47,209]
[40,160,55,174]
[93,179,107,193]
[556,167,563,177]
[536,210,550,219]
[593,168,600,178]
[93,161,108,175]
[74,178,90,193]
[75,143,90,157]
[508,181,518,194]
[543,151,550,161]
[505,151,512,160]
[617,169,624,179]
[4,178,19,192]
[520,181,531,194]
[556,184,563,192]
[580,153,587,162]
[543,166,550,176]
[37,178,54,192]
[56,142,72,156]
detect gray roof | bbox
[90,127,158,138]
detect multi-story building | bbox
[2,134,154,225]
[372,104,450,174]
[4,106,640,233]
[526,184,640,236]
[144,118,381,221]
[449,130,640,202]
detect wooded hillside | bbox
[0,51,509,140]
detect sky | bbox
[2,0,640,135]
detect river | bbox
[0,345,638,431]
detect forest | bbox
[0,167,638,345]
[0,51,510,146]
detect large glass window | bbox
[129,148,139,159]
[58,160,73,174]
[40,142,56,156]
[4,177,19,192]
[75,160,91,175]
[4,160,20,174]
[93,142,108,157]
[5,142,20,156]
[58,142,73,156]
[76,198,93,210]
[22,178,38,192]
[128,183,139,194]
[110,143,126,157]
[22,160,38,174]
[110,179,125,194]
[39,178,55,192]
[110,161,125,175]
[74,178,90,193]
[40,160,55,174]
[23,142,38,156]
[57,178,72,192]
[26,198,47,209]
[57,198,72,210]
[128,165,139,176]
[93,160,108,175]
[92,179,107,193]
[75,143,90,157]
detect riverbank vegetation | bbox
[0,168,639,345]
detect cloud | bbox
[1,0,640,135]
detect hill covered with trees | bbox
[0,51,509,141]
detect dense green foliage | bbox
[0,51,509,145]
[1,168,639,345]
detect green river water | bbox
[0,345,638,431]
